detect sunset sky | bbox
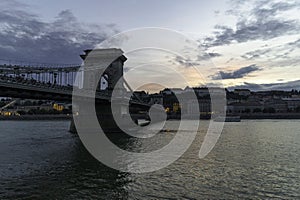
[0,0,299,91]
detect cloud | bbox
[240,37,300,62]
[197,52,222,60]
[287,38,300,50]
[229,79,300,91]
[170,52,222,68]
[172,55,200,67]
[212,64,261,80]
[241,48,272,60]
[0,4,118,64]
[251,1,299,20]
[203,1,300,48]
[0,0,28,9]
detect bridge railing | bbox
[0,74,73,92]
[0,58,80,69]
[0,64,81,86]
[0,74,113,97]
[0,72,149,105]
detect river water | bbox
[0,120,299,199]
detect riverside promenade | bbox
[0,114,72,121]
[239,113,300,119]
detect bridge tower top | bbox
[80,48,127,62]
[80,48,127,91]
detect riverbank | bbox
[240,113,300,119]
[0,114,72,121]
[168,113,300,120]
[1,113,300,121]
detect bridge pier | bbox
[69,118,77,133]
[70,99,150,134]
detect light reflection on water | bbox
[0,120,299,199]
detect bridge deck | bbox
[0,75,150,107]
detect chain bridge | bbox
[0,48,152,133]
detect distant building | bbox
[227,101,263,113]
[0,110,20,116]
[234,89,251,96]
[161,88,184,95]
[15,104,53,112]
[149,93,163,105]
[190,87,210,97]
[264,98,287,113]
[198,99,211,113]
[282,97,300,111]
[53,103,65,111]
[161,88,173,95]
[133,91,150,103]
[173,102,181,113]
[182,99,198,115]
[182,99,211,115]
[40,104,55,111]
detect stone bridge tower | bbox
[79,48,127,92]
[70,48,129,134]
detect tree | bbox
[62,108,71,114]
[253,108,262,113]
[23,100,32,106]
[27,109,36,115]
[263,107,276,113]
[269,107,276,113]
[17,110,26,115]
[0,102,5,107]
[245,108,251,113]
[38,108,48,114]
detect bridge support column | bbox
[70,48,132,134]
[69,100,130,134]
[69,118,77,134]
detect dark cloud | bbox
[197,52,222,60]
[204,20,299,48]
[170,52,222,68]
[203,1,300,48]
[240,37,300,62]
[287,38,300,50]
[0,5,118,64]
[208,52,222,57]
[212,64,260,80]
[252,1,299,20]
[241,48,272,60]
[172,56,199,67]
[229,80,300,91]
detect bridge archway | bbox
[100,74,108,90]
